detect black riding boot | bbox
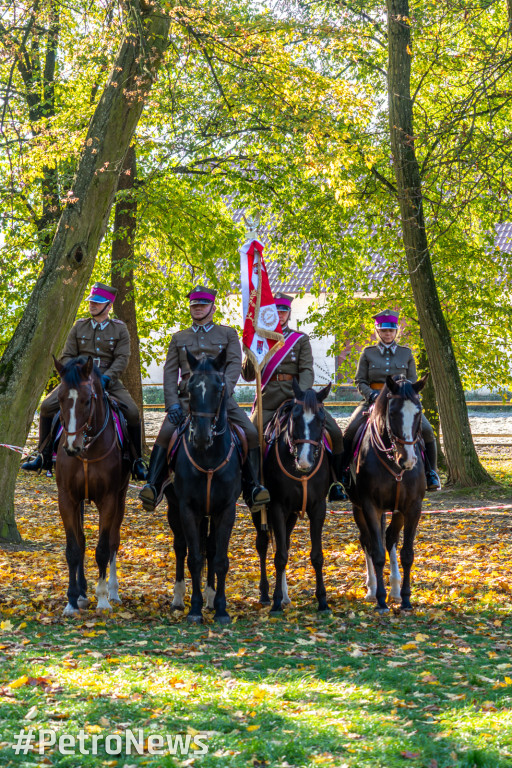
[338,443,352,490]
[424,441,441,491]
[328,452,349,502]
[138,444,169,511]
[128,422,148,481]
[242,448,270,512]
[21,416,54,473]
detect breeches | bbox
[252,402,343,454]
[344,404,435,445]
[155,398,259,450]
[41,381,140,427]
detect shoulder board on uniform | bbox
[111,318,125,324]
[75,317,90,325]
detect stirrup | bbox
[245,485,270,511]
[132,458,148,481]
[426,470,441,492]
[328,482,348,502]
[139,483,158,511]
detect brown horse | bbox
[53,355,129,616]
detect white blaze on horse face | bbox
[297,410,315,470]
[401,401,420,469]
[66,389,79,450]
[197,380,207,401]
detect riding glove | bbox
[167,403,185,425]
[101,375,111,390]
[369,391,379,404]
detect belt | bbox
[270,373,293,382]
[370,382,385,390]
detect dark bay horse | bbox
[54,355,129,616]
[165,349,241,624]
[252,379,332,614]
[348,374,428,613]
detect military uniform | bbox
[22,282,146,480]
[342,308,440,491]
[154,322,259,450]
[140,284,268,512]
[40,317,139,426]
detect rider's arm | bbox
[241,356,256,382]
[354,349,373,401]
[407,351,417,382]
[298,335,314,390]
[224,327,242,397]
[103,321,130,384]
[163,335,181,410]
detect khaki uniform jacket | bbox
[61,317,130,385]
[241,329,314,414]
[355,342,417,403]
[163,323,241,411]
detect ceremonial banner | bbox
[240,237,284,368]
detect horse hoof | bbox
[269,608,284,617]
[389,592,401,601]
[171,602,185,611]
[374,605,389,614]
[109,597,122,605]
[186,614,203,624]
[259,599,271,606]
[77,596,90,609]
[63,603,80,617]
[400,604,414,613]
[318,606,331,615]
[281,597,291,606]
[365,591,377,601]
[96,604,112,615]
[214,614,231,625]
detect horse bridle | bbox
[188,373,227,438]
[286,398,326,467]
[60,378,111,452]
[368,391,422,481]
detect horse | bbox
[252,378,332,614]
[347,374,428,613]
[165,348,242,624]
[53,355,129,616]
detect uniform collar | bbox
[90,318,110,331]
[192,322,214,333]
[377,341,397,355]
[282,325,292,338]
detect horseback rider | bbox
[22,282,148,481]
[341,309,441,491]
[139,285,270,512]
[241,292,348,502]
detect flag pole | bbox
[255,366,268,530]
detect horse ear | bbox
[213,347,227,371]
[386,375,398,393]
[292,376,303,400]
[186,348,200,371]
[83,356,94,378]
[316,382,332,403]
[53,354,64,376]
[413,373,429,393]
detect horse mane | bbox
[302,388,320,415]
[60,356,101,388]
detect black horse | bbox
[165,349,241,624]
[347,374,428,613]
[252,379,332,614]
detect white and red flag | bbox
[240,237,284,368]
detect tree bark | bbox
[417,347,445,471]
[0,1,169,541]
[111,145,146,449]
[386,0,491,485]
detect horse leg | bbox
[204,517,216,611]
[270,505,287,615]
[76,502,89,608]
[386,511,404,601]
[60,496,85,617]
[362,502,388,612]
[281,513,298,607]
[252,510,270,605]
[353,504,377,601]
[309,505,329,613]
[181,510,203,623]
[95,496,119,613]
[107,492,125,605]
[213,506,236,624]
[400,506,421,611]
[166,493,187,609]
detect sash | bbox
[261,331,303,389]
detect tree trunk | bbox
[111,145,146,449]
[417,347,445,471]
[0,1,169,542]
[386,0,491,486]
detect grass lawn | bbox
[0,458,511,768]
